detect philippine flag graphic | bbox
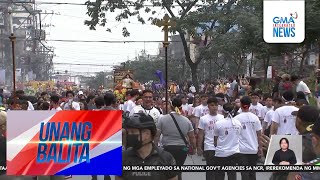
[6,111,122,175]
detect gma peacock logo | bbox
[272,12,298,38]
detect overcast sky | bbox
[38,0,165,74]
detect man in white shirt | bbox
[129,89,161,124]
[50,95,62,111]
[180,95,189,114]
[16,90,34,110]
[60,91,80,110]
[192,94,209,134]
[235,96,262,180]
[214,103,242,180]
[189,85,196,93]
[237,92,263,120]
[249,92,264,120]
[125,90,139,114]
[291,75,311,102]
[261,95,274,119]
[197,97,224,180]
[270,91,299,135]
[263,97,283,135]
[123,91,131,112]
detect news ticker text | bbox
[123,165,320,172]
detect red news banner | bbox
[6,111,122,175]
[123,165,320,172]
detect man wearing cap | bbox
[117,113,178,180]
[270,91,299,135]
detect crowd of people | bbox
[0,73,319,180]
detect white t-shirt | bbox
[129,105,161,124]
[264,110,274,127]
[261,106,274,119]
[60,101,80,110]
[123,101,129,112]
[296,81,311,102]
[192,104,209,118]
[198,114,224,151]
[126,99,136,112]
[235,112,262,154]
[272,106,299,135]
[238,103,263,118]
[213,118,242,157]
[182,103,189,114]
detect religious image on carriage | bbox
[113,69,142,103]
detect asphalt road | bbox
[1,155,272,180]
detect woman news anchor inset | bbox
[272,138,297,165]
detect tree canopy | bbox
[85,0,320,82]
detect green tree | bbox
[120,56,185,83]
[86,71,106,89]
[85,0,238,90]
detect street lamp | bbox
[8,6,17,101]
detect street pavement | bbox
[0,155,272,180]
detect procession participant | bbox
[16,90,34,110]
[40,92,49,102]
[155,98,196,180]
[125,89,139,113]
[197,97,224,180]
[261,95,274,120]
[129,89,161,124]
[291,75,311,103]
[86,94,96,110]
[270,91,299,135]
[192,94,209,134]
[50,95,62,111]
[60,91,80,110]
[94,96,105,110]
[235,96,262,180]
[262,98,283,136]
[101,93,117,110]
[118,113,178,180]
[213,103,242,180]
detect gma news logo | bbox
[273,12,298,38]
